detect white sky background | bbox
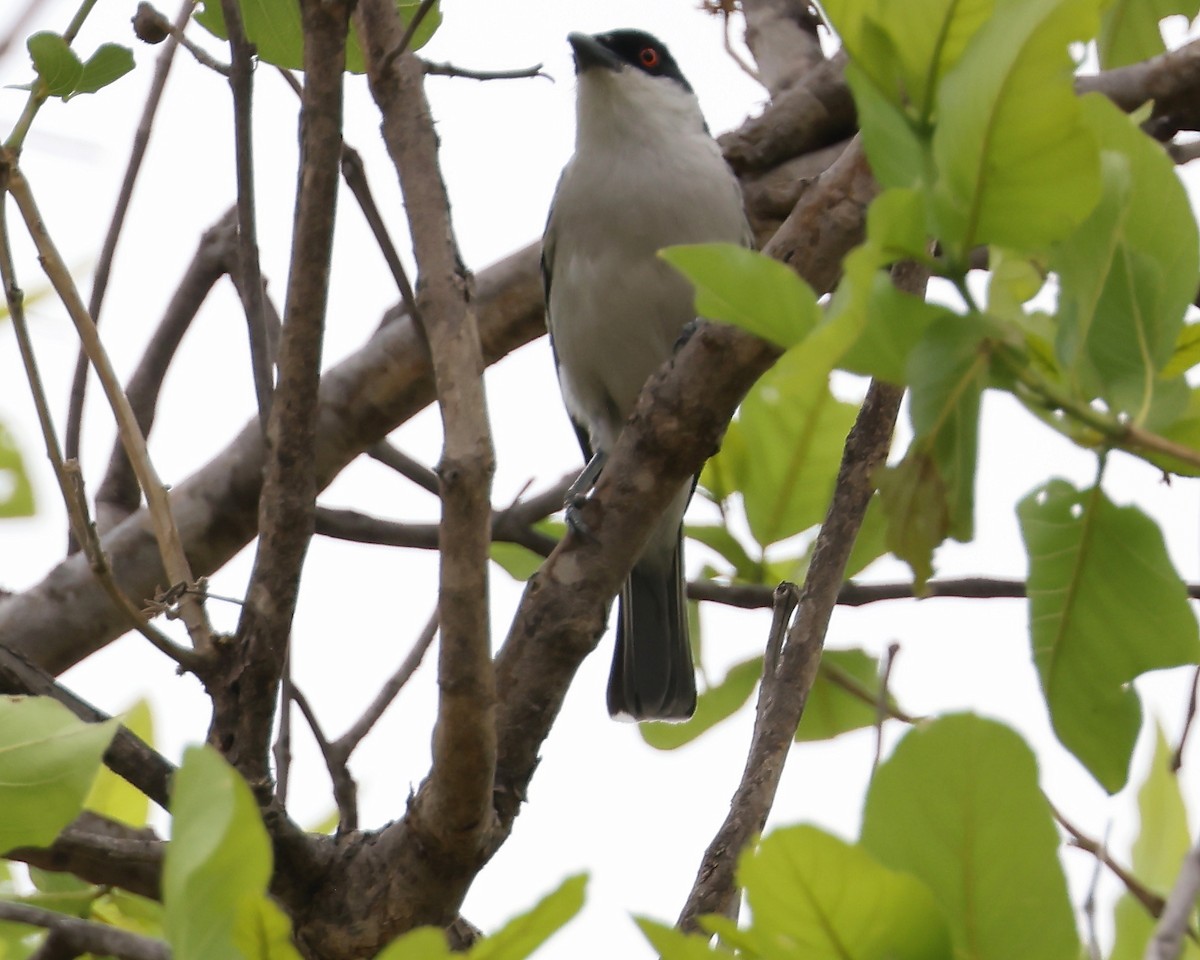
[0,1,1199,956]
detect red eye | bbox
[639,47,660,69]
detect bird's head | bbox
[567,30,708,143]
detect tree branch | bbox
[95,208,238,532]
[0,902,167,960]
[357,0,497,875]
[217,0,352,791]
[64,0,195,493]
[0,241,545,672]
[218,0,274,426]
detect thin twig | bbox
[275,650,294,805]
[0,175,196,669]
[221,0,352,789]
[273,65,422,330]
[6,164,214,653]
[873,641,899,774]
[0,0,48,59]
[421,59,548,81]
[368,441,441,495]
[220,0,274,427]
[65,0,197,530]
[381,0,437,73]
[334,609,440,759]
[1172,665,1200,772]
[289,683,358,832]
[1054,805,1167,919]
[132,2,230,74]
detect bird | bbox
[541,29,751,721]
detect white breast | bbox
[545,107,748,455]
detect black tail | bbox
[607,533,696,721]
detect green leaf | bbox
[0,697,117,852]
[163,745,278,960]
[826,0,995,123]
[26,32,83,98]
[1052,95,1199,422]
[698,418,746,505]
[1018,480,1200,792]
[844,493,889,577]
[233,896,304,960]
[931,0,1102,258]
[469,874,586,960]
[1153,386,1200,476]
[73,43,135,96]
[878,450,946,589]
[844,62,928,189]
[90,889,165,940]
[907,317,988,540]
[0,423,35,518]
[837,271,955,384]
[397,0,442,53]
[986,249,1046,320]
[0,921,40,960]
[685,524,762,583]
[797,648,903,742]
[640,657,762,750]
[1162,322,1200,380]
[194,0,440,74]
[737,341,860,547]
[720,824,952,960]
[85,699,153,827]
[861,714,1079,960]
[879,317,989,586]
[1098,0,1200,69]
[635,917,732,959]
[659,244,820,349]
[1110,725,1200,960]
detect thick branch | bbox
[0,242,544,672]
[8,813,165,901]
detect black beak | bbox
[567,32,621,74]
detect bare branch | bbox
[0,902,167,960]
[0,647,175,809]
[290,682,359,833]
[6,164,214,652]
[421,60,547,82]
[679,377,904,929]
[357,0,497,867]
[0,241,545,673]
[219,0,353,790]
[334,608,439,759]
[218,0,274,427]
[95,208,237,533]
[368,442,441,495]
[8,813,166,901]
[1173,666,1200,772]
[1077,38,1200,140]
[678,236,914,929]
[66,0,198,497]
